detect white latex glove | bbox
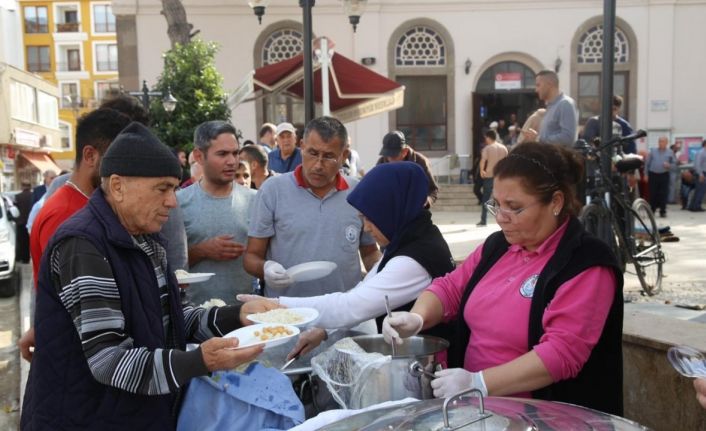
[431,368,488,399]
[263,260,293,290]
[382,312,423,345]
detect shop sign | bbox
[14,128,41,148]
[2,158,14,174]
[494,72,522,90]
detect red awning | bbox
[19,151,62,174]
[242,52,404,123]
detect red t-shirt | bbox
[30,184,89,287]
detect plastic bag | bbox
[310,337,390,409]
[177,362,305,431]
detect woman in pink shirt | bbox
[383,142,624,415]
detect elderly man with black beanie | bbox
[21,122,278,430]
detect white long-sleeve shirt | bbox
[279,256,431,329]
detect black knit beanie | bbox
[99,122,182,180]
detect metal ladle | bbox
[384,295,397,357]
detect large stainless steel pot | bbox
[317,389,651,431]
[347,334,449,409]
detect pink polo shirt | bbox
[427,220,616,397]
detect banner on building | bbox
[494,72,522,90]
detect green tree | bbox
[149,39,231,151]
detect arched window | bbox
[577,25,629,65]
[571,19,637,125]
[254,22,309,127]
[389,20,454,155]
[261,28,303,65]
[395,26,446,67]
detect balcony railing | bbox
[96,61,118,72]
[56,22,80,32]
[56,61,84,72]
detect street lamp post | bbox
[248,0,366,125]
[129,80,178,113]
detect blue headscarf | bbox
[346,162,429,255]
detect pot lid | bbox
[318,395,650,431]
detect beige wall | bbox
[113,0,706,173]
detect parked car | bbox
[0,194,19,297]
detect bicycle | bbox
[576,130,665,296]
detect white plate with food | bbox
[285,261,337,282]
[247,307,320,327]
[175,269,215,284]
[224,324,300,350]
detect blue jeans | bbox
[479,178,494,224]
[691,178,706,210]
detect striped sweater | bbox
[50,235,240,395]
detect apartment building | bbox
[20,0,119,169]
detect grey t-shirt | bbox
[539,92,578,146]
[248,172,376,298]
[178,182,257,305]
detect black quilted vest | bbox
[447,217,624,415]
[21,189,187,430]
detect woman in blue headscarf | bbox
[238,162,454,357]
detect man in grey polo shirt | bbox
[525,70,578,146]
[244,116,381,299]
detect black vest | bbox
[22,190,186,430]
[448,217,624,415]
[374,210,455,337]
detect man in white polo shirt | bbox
[244,116,381,299]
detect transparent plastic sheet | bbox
[310,337,390,409]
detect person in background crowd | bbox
[383,142,623,416]
[268,122,302,174]
[497,119,509,142]
[668,141,683,204]
[21,122,277,429]
[680,168,698,210]
[180,151,202,189]
[340,136,365,178]
[518,108,546,145]
[582,96,636,154]
[244,116,380,300]
[174,149,189,186]
[178,121,257,305]
[235,161,252,189]
[688,139,706,212]
[239,144,277,190]
[258,122,277,153]
[31,171,57,205]
[477,130,509,227]
[504,125,519,147]
[27,171,70,234]
[377,130,439,207]
[238,162,454,358]
[99,94,151,126]
[14,180,33,263]
[645,136,675,217]
[524,70,577,146]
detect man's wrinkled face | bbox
[117,176,180,235]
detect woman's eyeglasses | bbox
[485,199,541,219]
